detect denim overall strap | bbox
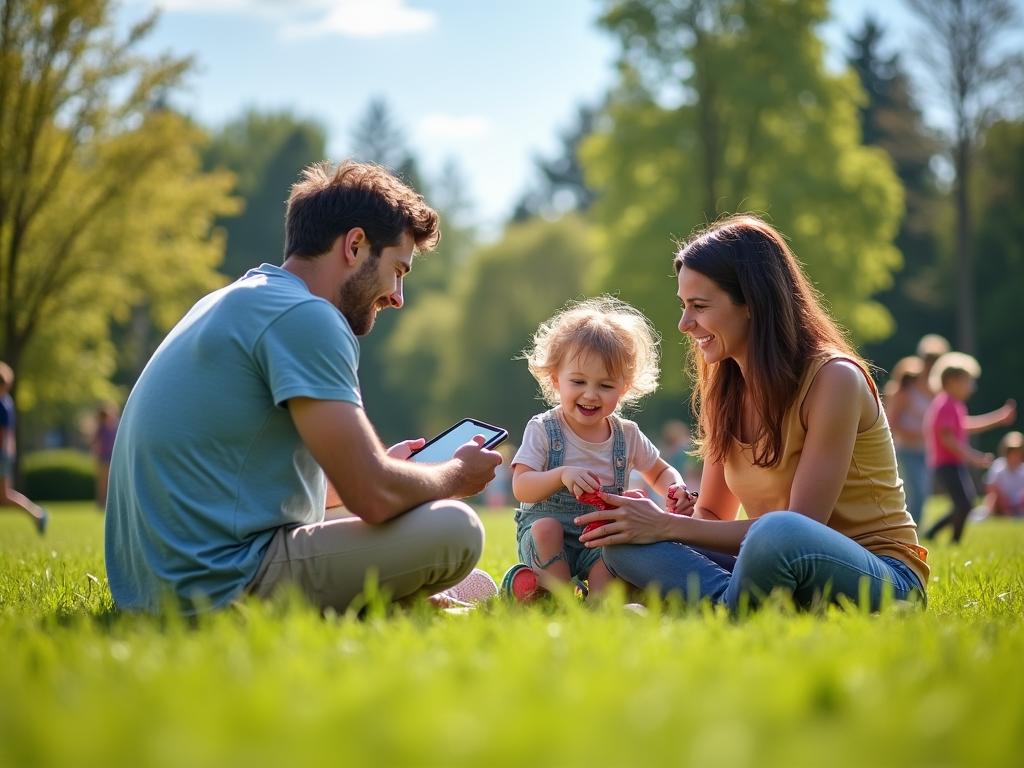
[545,411,627,491]
[542,412,566,470]
[610,415,626,493]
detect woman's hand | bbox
[560,467,601,497]
[574,490,678,546]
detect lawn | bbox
[1,501,1022,767]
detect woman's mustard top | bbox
[724,354,929,588]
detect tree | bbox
[848,18,950,372]
[349,97,425,193]
[970,118,1024,450]
[583,0,904,402]
[513,105,600,221]
[203,111,326,278]
[0,1,237,436]
[906,0,1024,354]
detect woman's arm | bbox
[576,459,751,554]
[576,496,756,555]
[689,459,741,521]
[787,359,869,523]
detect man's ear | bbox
[340,228,367,267]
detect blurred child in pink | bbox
[922,353,1016,542]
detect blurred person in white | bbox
[983,431,1024,518]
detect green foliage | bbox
[0,0,239,422]
[21,449,95,501]
[583,0,905,399]
[849,19,951,374]
[202,110,327,278]
[1,504,1024,766]
[384,216,599,443]
[970,119,1024,447]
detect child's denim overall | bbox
[514,413,627,580]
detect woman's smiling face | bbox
[677,265,751,369]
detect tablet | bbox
[408,418,508,463]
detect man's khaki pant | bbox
[246,500,484,612]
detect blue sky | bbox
[121,0,1023,231]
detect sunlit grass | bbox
[1,501,1022,767]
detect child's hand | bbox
[999,399,1017,426]
[975,451,995,469]
[666,483,697,515]
[561,467,601,498]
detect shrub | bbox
[22,449,96,501]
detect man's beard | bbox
[336,256,385,336]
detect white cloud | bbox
[285,1,435,39]
[416,114,490,140]
[139,0,436,39]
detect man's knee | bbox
[417,499,485,563]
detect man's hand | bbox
[450,436,503,498]
[560,466,601,497]
[388,438,426,460]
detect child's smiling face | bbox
[552,352,628,440]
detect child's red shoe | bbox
[500,563,549,603]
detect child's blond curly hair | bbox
[522,296,661,408]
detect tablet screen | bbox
[409,419,507,463]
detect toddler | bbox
[507,297,686,600]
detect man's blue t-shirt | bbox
[105,265,362,613]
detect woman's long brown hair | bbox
[674,215,860,468]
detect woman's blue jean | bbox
[602,512,925,612]
[895,448,930,525]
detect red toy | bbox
[578,489,648,534]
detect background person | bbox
[983,431,1024,518]
[105,160,501,615]
[883,356,929,524]
[921,353,1016,543]
[91,403,119,510]
[0,362,48,534]
[576,215,928,612]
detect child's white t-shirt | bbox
[985,458,1024,505]
[511,407,660,489]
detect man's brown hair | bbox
[285,160,440,259]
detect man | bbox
[105,160,501,614]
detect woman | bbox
[576,215,928,611]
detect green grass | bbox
[2,501,1023,767]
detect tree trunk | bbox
[955,135,975,355]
